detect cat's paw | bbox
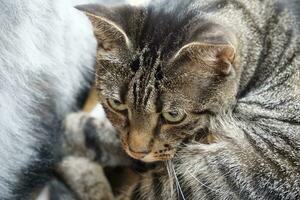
[62,112,132,167]
[56,156,114,200]
[62,112,98,158]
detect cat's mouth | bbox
[124,147,175,163]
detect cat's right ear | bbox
[172,42,236,76]
[76,5,131,55]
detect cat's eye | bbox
[162,111,186,124]
[107,98,127,112]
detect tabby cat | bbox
[55,0,300,199]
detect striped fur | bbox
[133,1,300,199]
[58,0,299,199]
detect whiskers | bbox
[165,160,186,200]
[87,57,123,84]
[186,169,213,191]
[166,161,174,199]
[87,66,114,82]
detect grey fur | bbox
[58,0,300,199]
[134,0,300,199]
[0,0,96,199]
[62,112,131,167]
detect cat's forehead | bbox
[134,46,162,68]
[128,46,165,81]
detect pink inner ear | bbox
[214,45,236,75]
[217,45,235,64]
[216,59,232,75]
[172,42,236,76]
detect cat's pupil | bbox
[169,111,178,117]
[114,99,122,105]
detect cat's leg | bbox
[56,156,114,200]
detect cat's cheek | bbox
[120,135,129,151]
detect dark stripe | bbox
[252,30,295,95]
[139,7,153,47]
[153,117,162,137]
[179,119,201,131]
[183,183,194,200]
[119,84,129,103]
[132,160,157,173]
[143,87,152,106]
[239,5,280,96]
[241,108,300,151]
[155,90,163,113]
[243,128,285,173]
[259,52,296,94]
[176,172,194,200]
[203,0,263,34]
[130,58,141,72]
[253,121,299,168]
[196,175,219,200]
[229,0,263,33]
[154,65,164,81]
[137,73,146,106]
[216,161,249,199]
[271,29,293,76]
[193,127,209,142]
[217,146,286,199]
[241,100,265,108]
[246,114,300,161]
[202,0,229,13]
[130,183,143,200]
[83,118,102,161]
[133,82,138,108]
[152,173,163,200]
[253,113,299,133]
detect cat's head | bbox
[77,4,240,162]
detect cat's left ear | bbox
[173,42,236,76]
[76,5,131,55]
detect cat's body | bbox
[55,0,300,199]
[0,0,97,199]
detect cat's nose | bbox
[128,141,150,155]
[129,146,150,157]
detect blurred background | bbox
[71,0,150,6]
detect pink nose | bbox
[128,130,151,156]
[129,146,149,155]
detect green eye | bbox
[162,110,186,124]
[107,98,127,111]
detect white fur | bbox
[128,0,151,6]
[0,0,96,198]
[71,0,150,6]
[90,103,106,119]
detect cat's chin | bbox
[128,152,173,163]
[126,150,156,163]
[124,149,172,163]
[140,154,161,163]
